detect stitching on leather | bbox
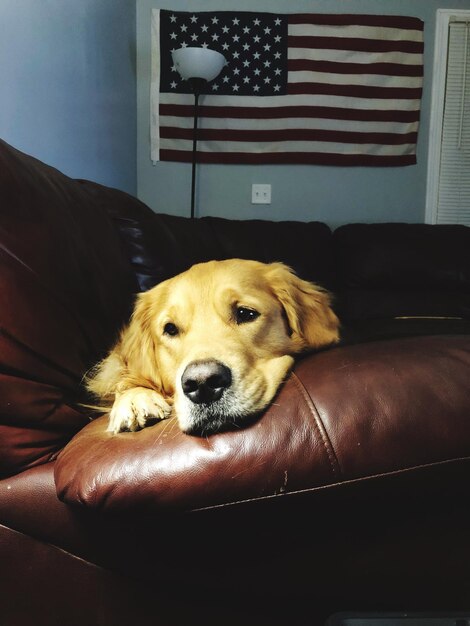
[290,371,342,479]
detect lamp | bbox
[172,47,226,219]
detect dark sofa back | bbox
[102,208,470,326]
[334,223,470,320]
[106,211,335,292]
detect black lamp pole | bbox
[188,78,206,220]
[190,91,200,220]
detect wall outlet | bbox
[251,184,272,204]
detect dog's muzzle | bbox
[181,359,232,405]
[178,359,261,436]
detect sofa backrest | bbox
[0,140,138,477]
[333,223,470,320]
[106,212,335,293]
[102,211,470,326]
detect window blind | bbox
[436,21,470,224]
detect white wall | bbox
[137,0,470,226]
[0,0,137,193]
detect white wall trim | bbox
[425,9,470,224]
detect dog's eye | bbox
[163,322,179,336]
[235,307,260,324]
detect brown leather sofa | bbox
[1,137,470,626]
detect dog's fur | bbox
[87,259,340,435]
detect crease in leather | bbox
[0,243,97,357]
[0,521,113,573]
[0,327,80,384]
[189,455,470,513]
[290,371,342,478]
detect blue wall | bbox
[137,0,470,227]
[0,0,137,194]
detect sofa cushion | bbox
[334,223,470,320]
[54,335,470,513]
[0,139,137,477]
[112,212,334,292]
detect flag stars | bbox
[162,11,286,97]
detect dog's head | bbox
[119,259,339,435]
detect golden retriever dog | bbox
[87,259,339,436]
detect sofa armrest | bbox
[54,335,470,513]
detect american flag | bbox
[151,10,424,166]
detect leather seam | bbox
[290,371,342,478]
[0,522,110,573]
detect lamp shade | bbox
[172,47,226,82]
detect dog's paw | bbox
[107,387,172,434]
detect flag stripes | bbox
[161,149,417,166]
[159,103,420,123]
[288,36,423,54]
[287,60,423,77]
[161,114,419,134]
[287,14,423,29]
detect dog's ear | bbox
[266,263,340,351]
[117,289,164,386]
[87,288,164,400]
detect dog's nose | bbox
[181,360,232,405]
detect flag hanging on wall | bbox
[150,10,424,166]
